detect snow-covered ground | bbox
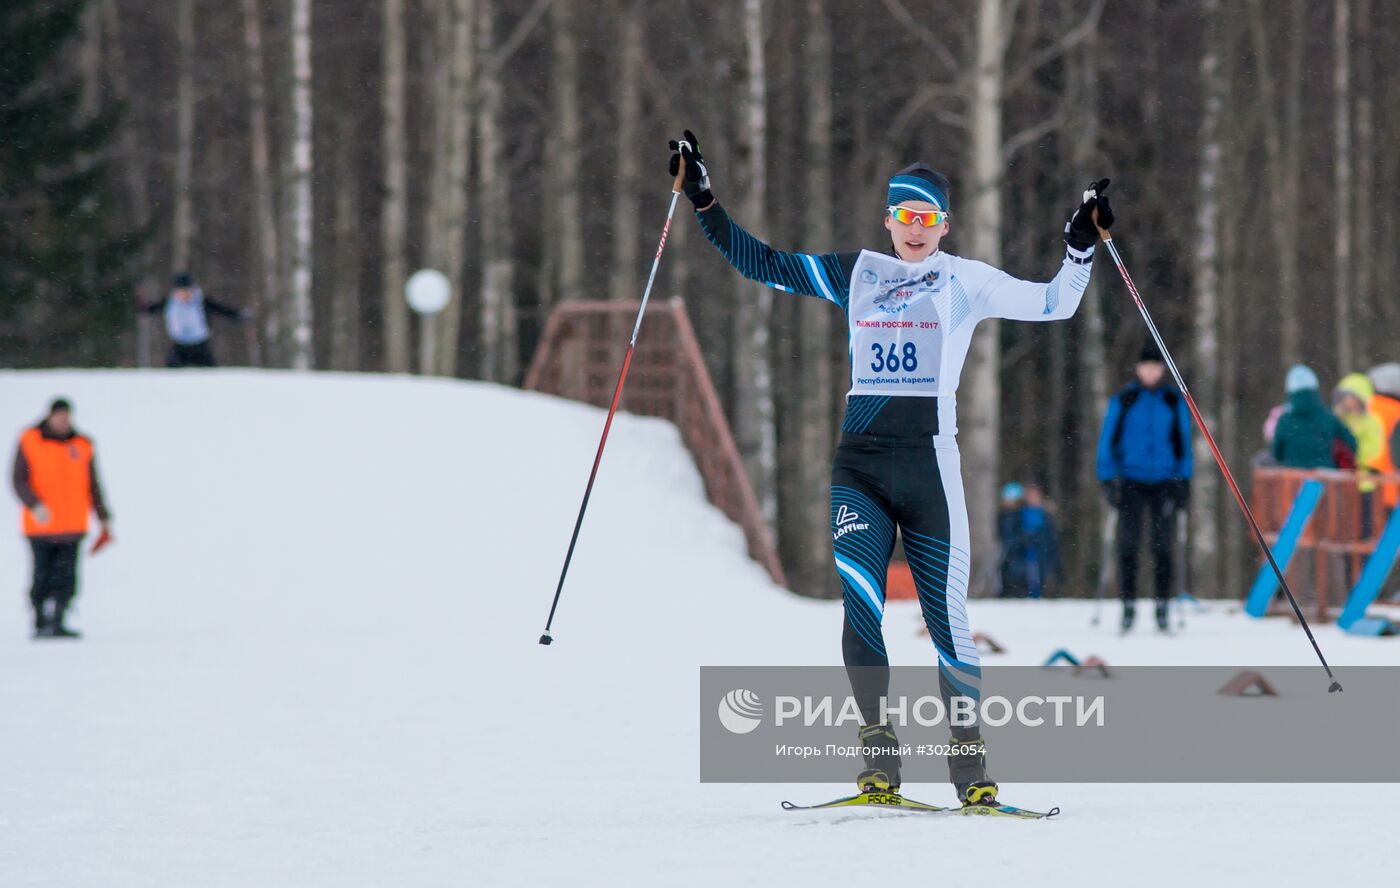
[1,370,1394,887]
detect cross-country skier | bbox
[669,130,1112,808]
[140,272,250,367]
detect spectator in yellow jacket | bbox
[1334,374,1385,488]
[1334,374,1386,541]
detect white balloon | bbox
[405,269,452,315]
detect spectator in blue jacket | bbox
[998,483,1061,599]
[1096,340,1193,632]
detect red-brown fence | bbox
[1250,466,1400,621]
[523,299,788,588]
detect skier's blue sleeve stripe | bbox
[948,277,971,332]
[695,206,849,305]
[1043,277,1061,315]
[802,253,839,304]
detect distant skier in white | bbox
[141,272,249,367]
[670,130,1112,807]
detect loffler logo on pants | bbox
[832,505,870,542]
[717,689,765,734]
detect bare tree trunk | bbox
[1247,0,1303,370]
[1281,0,1303,366]
[1353,0,1373,365]
[477,0,517,382]
[547,0,584,304]
[1191,0,1225,596]
[78,3,100,117]
[962,0,1005,595]
[172,0,195,274]
[287,0,314,369]
[1333,0,1354,373]
[1218,2,1247,600]
[330,120,361,371]
[100,0,155,366]
[608,4,643,302]
[1067,9,1107,593]
[242,0,279,367]
[430,0,476,376]
[732,0,776,525]
[380,0,411,373]
[795,0,836,597]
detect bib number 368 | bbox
[870,341,918,373]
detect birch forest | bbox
[9,0,1400,599]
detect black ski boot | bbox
[949,735,996,805]
[49,606,81,640]
[1120,601,1135,633]
[855,723,902,793]
[1155,600,1171,633]
[31,604,51,640]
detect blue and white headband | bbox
[887,165,951,211]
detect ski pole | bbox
[1090,507,1116,626]
[1094,213,1342,692]
[538,150,689,646]
[1175,508,1189,630]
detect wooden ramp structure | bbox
[524,298,787,588]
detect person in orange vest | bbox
[1367,363,1400,511]
[11,398,111,639]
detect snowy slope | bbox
[0,369,1394,888]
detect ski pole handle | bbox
[672,142,689,195]
[1093,206,1112,242]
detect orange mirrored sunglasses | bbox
[887,205,948,227]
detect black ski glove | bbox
[1101,479,1123,510]
[1065,178,1114,252]
[667,130,714,210]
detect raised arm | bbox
[962,248,1094,323]
[695,203,855,309]
[670,130,854,310]
[966,179,1113,323]
[203,297,246,321]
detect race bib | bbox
[846,250,949,397]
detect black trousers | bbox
[167,341,216,367]
[30,538,81,616]
[1117,481,1176,602]
[831,434,981,731]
